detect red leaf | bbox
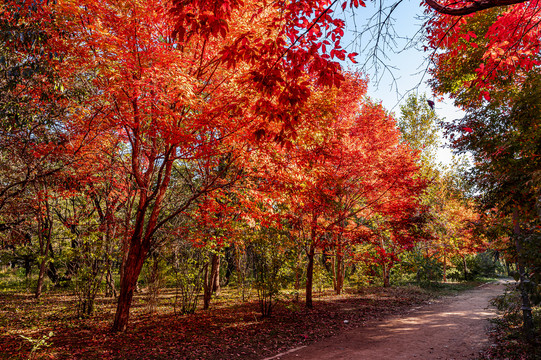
[347,52,358,63]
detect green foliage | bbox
[19,331,54,360]
[468,251,504,279]
[0,266,28,291]
[402,247,443,285]
[70,232,109,317]
[398,93,441,166]
[491,286,523,317]
[230,244,252,302]
[482,287,541,360]
[168,242,206,315]
[143,253,167,314]
[428,8,513,110]
[519,232,541,306]
[251,228,291,317]
[348,261,375,289]
[449,72,541,306]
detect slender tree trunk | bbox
[105,263,117,298]
[119,228,130,287]
[462,256,468,281]
[104,226,117,299]
[35,250,49,299]
[513,208,534,341]
[224,247,235,287]
[235,244,247,302]
[295,250,302,302]
[212,255,220,295]
[505,260,511,276]
[333,247,344,295]
[305,244,315,309]
[35,197,53,299]
[382,263,390,287]
[46,242,59,284]
[65,233,80,278]
[380,236,391,287]
[24,255,32,278]
[203,263,211,309]
[331,251,337,293]
[442,253,447,283]
[203,253,220,310]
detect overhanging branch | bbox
[425,0,530,15]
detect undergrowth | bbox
[479,285,541,360]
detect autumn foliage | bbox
[426,0,541,106]
[0,0,491,341]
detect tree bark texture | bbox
[462,256,469,281]
[425,0,528,16]
[112,240,148,332]
[203,253,220,310]
[305,244,315,309]
[212,255,221,295]
[35,195,53,299]
[513,208,535,341]
[332,246,344,295]
[382,263,391,288]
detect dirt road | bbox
[267,280,508,360]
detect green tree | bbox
[443,72,541,340]
[398,93,441,166]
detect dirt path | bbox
[267,280,509,360]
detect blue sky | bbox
[339,0,465,165]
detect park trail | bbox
[265,280,509,360]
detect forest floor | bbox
[0,280,505,360]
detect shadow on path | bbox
[267,280,509,360]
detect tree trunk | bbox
[235,245,248,302]
[105,261,117,298]
[212,255,220,295]
[382,263,390,287]
[46,242,59,284]
[462,256,468,281]
[24,255,32,278]
[295,250,302,302]
[119,196,134,287]
[333,248,344,295]
[203,253,220,310]
[331,251,337,294]
[35,197,53,299]
[513,208,535,341]
[223,247,235,287]
[112,241,147,332]
[305,244,315,309]
[442,253,447,283]
[35,253,49,299]
[65,234,80,278]
[203,263,211,309]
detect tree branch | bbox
[425,0,529,16]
